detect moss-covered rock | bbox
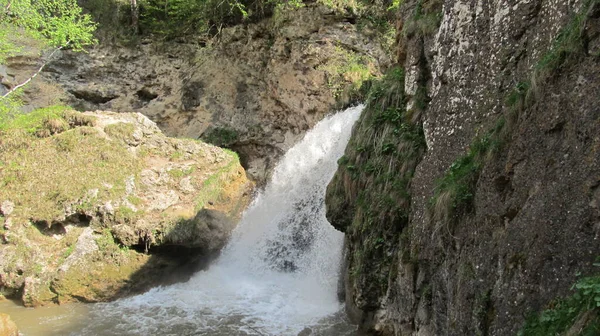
[0,107,253,306]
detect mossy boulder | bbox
[0,107,253,306]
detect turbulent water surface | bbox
[6,105,363,336]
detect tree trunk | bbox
[131,0,139,34]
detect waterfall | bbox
[73,105,363,336]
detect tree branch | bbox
[1,42,68,100]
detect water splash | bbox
[73,105,363,336]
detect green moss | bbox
[194,151,240,210]
[0,108,139,224]
[127,195,143,206]
[403,0,444,39]
[170,151,184,161]
[519,273,600,336]
[104,122,135,143]
[168,166,196,179]
[202,127,239,147]
[327,66,427,305]
[114,206,142,224]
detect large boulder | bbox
[0,108,253,306]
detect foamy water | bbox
[5,105,363,336]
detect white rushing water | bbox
[71,105,363,336]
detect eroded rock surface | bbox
[39,4,390,183]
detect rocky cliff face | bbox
[0,108,252,306]
[327,0,600,334]
[40,4,391,183]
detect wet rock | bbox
[297,327,312,336]
[327,0,600,335]
[0,313,18,336]
[161,209,236,252]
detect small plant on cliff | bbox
[429,118,506,227]
[318,45,375,99]
[202,127,239,147]
[519,270,600,336]
[429,0,598,229]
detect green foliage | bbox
[429,119,506,225]
[0,0,97,50]
[202,127,239,147]
[0,89,24,125]
[0,23,24,63]
[318,45,375,98]
[140,0,249,37]
[0,105,96,136]
[519,272,600,336]
[403,0,444,38]
[327,66,427,305]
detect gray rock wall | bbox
[327,0,600,334]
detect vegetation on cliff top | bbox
[0,106,139,224]
[82,0,401,38]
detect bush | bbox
[0,0,97,51]
[520,272,600,336]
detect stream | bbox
[1,105,364,336]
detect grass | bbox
[167,166,196,179]
[519,272,600,336]
[0,106,139,225]
[318,45,376,99]
[104,122,135,143]
[429,0,598,229]
[326,66,427,304]
[429,118,505,226]
[194,150,240,211]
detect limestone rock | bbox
[41,4,390,184]
[0,109,253,306]
[326,0,600,335]
[161,209,236,252]
[0,201,14,217]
